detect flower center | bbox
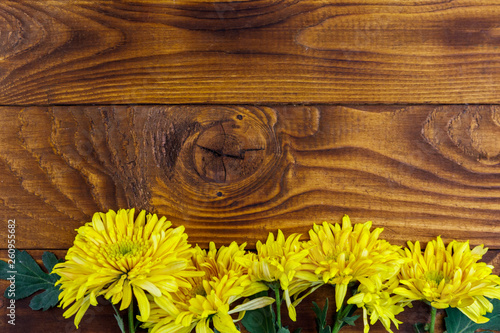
[96,238,151,272]
[108,239,145,259]
[425,270,448,285]
[325,250,346,262]
[115,241,140,256]
[190,283,207,298]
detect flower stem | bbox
[429,306,436,333]
[332,302,343,333]
[129,302,135,333]
[273,284,282,329]
[332,302,355,333]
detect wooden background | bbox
[1,0,499,332]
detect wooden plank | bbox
[0,105,499,249]
[0,250,499,333]
[2,1,500,104]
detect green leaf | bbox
[292,329,302,333]
[312,299,328,328]
[312,302,323,327]
[0,250,62,310]
[277,328,290,333]
[413,323,426,333]
[42,251,62,273]
[241,291,276,333]
[312,299,332,333]
[342,315,360,326]
[241,305,276,333]
[111,303,126,333]
[29,287,61,311]
[113,313,126,333]
[320,326,332,333]
[444,298,500,333]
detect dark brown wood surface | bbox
[2,1,500,104]
[0,105,499,250]
[1,1,500,332]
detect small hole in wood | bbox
[237,115,243,120]
[216,192,223,197]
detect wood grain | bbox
[2,1,500,104]
[1,250,499,333]
[0,105,499,250]
[1,1,499,332]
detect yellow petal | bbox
[74,297,91,329]
[154,295,180,316]
[335,283,349,311]
[228,297,274,315]
[347,293,365,305]
[120,280,132,311]
[213,313,239,333]
[195,317,214,333]
[133,285,150,321]
[132,279,162,297]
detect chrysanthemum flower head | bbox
[303,215,405,311]
[53,209,201,328]
[394,236,500,323]
[236,230,311,321]
[142,241,273,333]
[347,276,411,333]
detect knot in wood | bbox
[193,120,265,183]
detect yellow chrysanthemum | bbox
[347,275,411,333]
[394,236,500,323]
[53,209,201,328]
[303,215,404,311]
[142,242,274,333]
[236,230,312,321]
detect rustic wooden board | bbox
[1,1,500,331]
[1,250,499,333]
[0,105,499,250]
[2,0,500,104]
